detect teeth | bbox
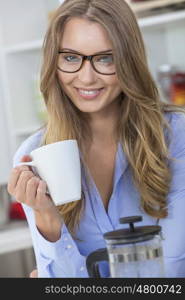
[79,89,101,95]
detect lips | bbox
[75,88,104,99]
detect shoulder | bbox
[165,111,185,129]
[164,111,185,157]
[13,128,45,167]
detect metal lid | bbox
[103,216,161,243]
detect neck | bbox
[85,103,120,146]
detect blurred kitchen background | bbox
[0,0,185,277]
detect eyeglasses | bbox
[57,51,116,75]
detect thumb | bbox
[20,155,32,162]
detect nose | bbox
[77,60,97,84]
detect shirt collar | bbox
[113,142,129,189]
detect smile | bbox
[75,88,104,99]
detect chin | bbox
[76,106,103,114]
[75,100,107,113]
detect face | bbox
[57,17,122,116]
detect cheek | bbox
[57,71,74,87]
[107,77,122,94]
[105,75,120,86]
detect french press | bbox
[86,216,165,278]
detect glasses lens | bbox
[93,54,115,74]
[58,52,82,72]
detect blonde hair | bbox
[40,0,185,235]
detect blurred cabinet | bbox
[0,220,35,277]
[0,0,60,186]
[138,9,185,81]
[0,72,11,184]
[0,247,36,278]
[0,0,60,277]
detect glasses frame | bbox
[57,51,116,75]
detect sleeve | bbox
[13,132,88,278]
[159,112,185,277]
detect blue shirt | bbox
[13,112,185,277]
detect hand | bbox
[29,269,38,278]
[7,155,56,214]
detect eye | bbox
[63,54,81,63]
[96,55,114,64]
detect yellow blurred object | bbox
[171,72,185,105]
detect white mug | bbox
[18,140,81,206]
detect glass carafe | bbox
[86,216,165,278]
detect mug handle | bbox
[17,161,35,167]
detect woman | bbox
[7,0,185,277]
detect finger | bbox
[36,180,47,200]
[7,166,30,195]
[16,165,31,172]
[20,155,32,162]
[15,171,35,203]
[19,155,33,172]
[7,168,20,195]
[36,180,52,207]
[29,269,38,278]
[25,176,40,206]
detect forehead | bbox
[60,17,113,54]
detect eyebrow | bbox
[60,48,113,55]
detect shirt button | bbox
[80,267,85,271]
[63,237,68,241]
[67,244,72,249]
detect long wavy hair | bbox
[40,0,185,236]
